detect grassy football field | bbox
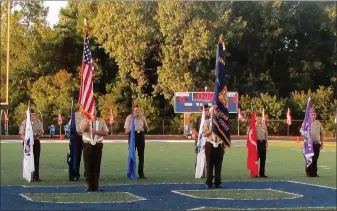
[1,140,336,210]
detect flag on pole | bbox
[4,111,8,130]
[246,112,259,178]
[23,106,35,182]
[78,20,95,121]
[238,108,245,121]
[262,108,266,124]
[109,109,114,125]
[67,101,79,181]
[195,107,206,178]
[300,97,314,167]
[127,115,136,180]
[286,108,292,125]
[57,111,63,125]
[211,34,231,147]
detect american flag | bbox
[109,109,114,125]
[4,111,8,123]
[78,24,95,121]
[238,108,245,121]
[4,111,8,130]
[57,111,63,125]
[286,108,292,125]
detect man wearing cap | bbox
[19,109,44,182]
[191,104,209,178]
[67,111,85,181]
[306,108,324,177]
[124,104,149,179]
[202,105,225,188]
[80,110,109,191]
[255,112,268,178]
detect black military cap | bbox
[203,104,209,109]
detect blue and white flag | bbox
[195,108,206,178]
[127,115,136,180]
[23,106,35,182]
[300,97,314,167]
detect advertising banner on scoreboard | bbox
[174,92,238,113]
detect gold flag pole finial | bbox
[83,18,88,39]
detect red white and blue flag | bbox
[78,21,95,121]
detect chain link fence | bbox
[1,117,336,137]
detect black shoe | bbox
[215,184,223,188]
[85,188,94,192]
[260,175,268,178]
[139,176,147,179]
[205,182,212,189]
[35,179,42,182]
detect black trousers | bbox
[33,139,41,180]
[306,143,321,177]
[257,140,267,176]
[129,131,145,177]
[83,142,103,191]
[69,134,83,181]
[205,142,224,186]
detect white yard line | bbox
[188,207,337,211]
[19,193,34,201]
[19,192,147,203]
[287,180,337,190]
[172,188,303,200]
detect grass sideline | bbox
[1,141,336,187]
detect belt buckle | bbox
[137,131,140,133]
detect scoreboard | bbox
[174,92,238,113]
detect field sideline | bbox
[1,141,336,210]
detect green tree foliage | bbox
[289,86,337,136]
[2,1,337,135]
[30,69,77,126]
[239,93,286,133]
[90,2,155,95]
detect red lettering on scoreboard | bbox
[232,97,238,103]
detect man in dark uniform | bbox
[80,110,109,191]
[67,111,85,181]
[20,109,44,182]
[124,104,149,179]
[203,106,225,188]
[255,112,268,178]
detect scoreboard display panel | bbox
[174,92,238,113]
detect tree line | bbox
[0,1,336,135]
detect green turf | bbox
[176,189,297,200]
[22,192,142,203]
[1,142,336,188]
